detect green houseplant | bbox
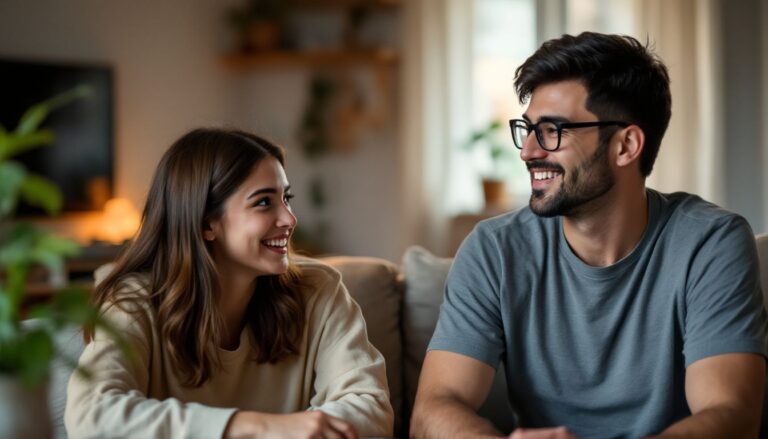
[464,120,515,208]
[0,86,123,437]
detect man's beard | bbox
[528,141,615,218]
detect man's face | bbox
[520,80,616,217]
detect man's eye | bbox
[541,126,559,136]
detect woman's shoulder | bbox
[293,256,342,288]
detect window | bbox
[447,0,536,214]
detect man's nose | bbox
[519,130,549,161]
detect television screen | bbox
[0,58,113,216]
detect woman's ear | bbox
[615,125,645,169]
[203,222,216,241]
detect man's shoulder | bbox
[474,206,552,239]
[656,190,748,232]
[660,190,736,220]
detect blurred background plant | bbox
[0,86,124,390]
[464,120,516,208]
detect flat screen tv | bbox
[0,58,113,216]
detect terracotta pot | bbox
[243,21,282,51]
[0,374,52,438]
[482,179,507,209]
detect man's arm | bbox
[410,350,502,438]
[649,353,765,439]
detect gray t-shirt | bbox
[429,189,767,438]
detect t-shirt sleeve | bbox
[64,300,236,439]
[428,224,505,368]
[683,215,768,367]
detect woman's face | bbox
[206,156,297,279]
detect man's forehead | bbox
[525,80,590,120]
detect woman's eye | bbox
[254,197,270,207]
[284,194,294,204]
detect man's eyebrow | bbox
[539,115,570,123]
[521,114,571,124]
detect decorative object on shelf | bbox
[342,4,371,49]
[97,197,140,245]
[227,0,289,52]
[464,120,515,209]
[0,87,126,438]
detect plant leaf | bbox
[0,161,26,217]
[0,223,39,266]
[19,174,63,216]
[15,85,92,136]
[36,233,80,256]
[0,130,55,161]
[0,287,18,339]
[17,328,55,388]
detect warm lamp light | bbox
[98,198,141,244]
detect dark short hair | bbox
[514,32,671,177]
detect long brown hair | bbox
[85,128,305,387]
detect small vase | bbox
[482,179,508,209]
[243,20,282,52]
[0,374,53,438]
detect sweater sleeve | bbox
[308,278,395,437]
[64,300,236,439]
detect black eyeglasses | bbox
[509,119,629,151]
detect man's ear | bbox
[615,125,645,169]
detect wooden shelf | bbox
[221,48,398,69]
[289,0,400,8]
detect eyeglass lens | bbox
[511,121,560,151]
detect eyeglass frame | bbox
[509,118,629,152]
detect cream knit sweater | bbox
[65,259,393,438]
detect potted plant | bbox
[465,120,515,209]
[0,87,123,437]
[227,0,289,52]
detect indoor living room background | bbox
[0,0,765,265]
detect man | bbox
[411,32,766,439]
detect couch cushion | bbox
[401,245,516,434]
[400,246,452,418]
[321,256,404,433]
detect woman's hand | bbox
[508,426,580,439]
[224,410,359,439]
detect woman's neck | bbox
[215,270,256,350]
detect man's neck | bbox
[562,186,649,267]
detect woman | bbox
[65,128,393,438]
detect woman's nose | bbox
[278,204,297,229]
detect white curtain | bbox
[633,0,725,204]
[535,0,727,204]
[399,0,474,256]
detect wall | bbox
[0,0,405,261]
